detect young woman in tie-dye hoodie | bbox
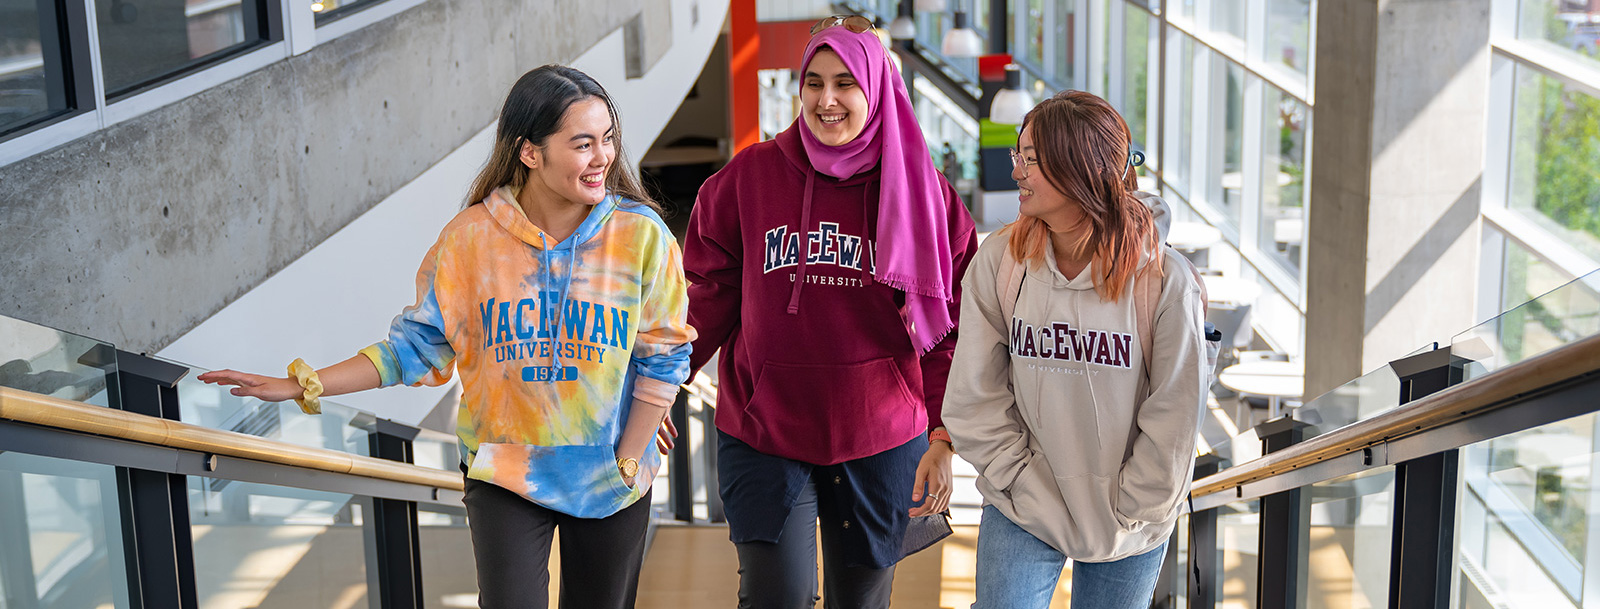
[199,65,694,609]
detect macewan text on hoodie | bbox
[358,186,695,518]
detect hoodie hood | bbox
[484,186,618,251]
[1032,191,1176,292]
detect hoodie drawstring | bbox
[786,169,818,315]
[541,233,577,383]
[1070,273,1105,450]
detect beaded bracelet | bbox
[287,358,324,415]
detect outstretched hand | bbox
[196,369,302,403]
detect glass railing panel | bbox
[1455,411,1599,608]
[1296,365,1403,441]
[175,371,372,457]
[1218,499,1261,609]
[1174,514,1191,609]
[418,503,477,608]
[1306,466,1395,609]
[188,476,370,609]
[0,314,119,407]
[0,451,133,609]
[414,428,463,473]
[1453,270,1600,380]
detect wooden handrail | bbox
[0,385,463,492]
[1189,333,1600,499]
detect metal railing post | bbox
[365,419,425,609]
[111,350,197,609]
[1255,417,1313,609]
[671,388,694,521]
[1386,346,1470,609]
[1186,453,1226,609]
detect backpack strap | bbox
[1133,258,1162,384]
[996,247,1025,328]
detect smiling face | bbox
[520,97,615,207]
[801,48,871,146]
[1013,123,1076,224]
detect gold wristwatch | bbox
[616,457,640,478]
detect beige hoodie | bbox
[943,221,1207,563]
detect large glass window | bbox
[1266,0,1312,74]
[1210,0,1247,42]
[95,0,266,97]
[0,0,71,136]
[1123,4,1152,155]
[1259,86,1308,272]
[313,0,388,24]
[1211,59,1245,228]
[1023,0,1045,69]
[1166,32,1196,197]
[1516,0,1600,65]
[1507,65,1600,262]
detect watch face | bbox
[619,459,639,477]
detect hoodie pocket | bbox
[467,443,636,518]
[744,356,920,460]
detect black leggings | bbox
[462,476,653,609]
[734,480,897,609]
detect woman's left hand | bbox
[909,440,954,517]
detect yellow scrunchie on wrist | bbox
[287,358,324,415]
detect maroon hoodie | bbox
[684,126,978,466]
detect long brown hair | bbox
[1007,90,1159,303]
[466,65,658,211]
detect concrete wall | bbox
[0,0,672,354]
[653,33,730,148]
[1305,0,1490,397]
[154,0,730,424]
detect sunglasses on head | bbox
[810,14,877,36]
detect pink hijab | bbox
[798,27,957,354]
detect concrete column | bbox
[1304,0,1491,398]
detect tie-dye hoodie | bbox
[358,186,695,518]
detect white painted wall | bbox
[159,0,730,425]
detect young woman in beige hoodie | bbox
[942,90,1208,609]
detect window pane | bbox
[313,0,387,23]
[96,0,261,97]
[1266,0,1311,74]
[0,1,69,135]
[1024,0,1044,69]
[1124,5,1151,156]
[1259,86,1308,273]
[1213,60,1245,227]
[1517,0,1600,69]
[1054,0,1075,85]
[1461,242,1600,375]
[1308,467,1395,609]
[1508,65,1600,261]
[1210,0,1246,41]
[1166,32,1195,196]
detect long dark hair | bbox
[1006,90,1159,303]
[466,65,658,210]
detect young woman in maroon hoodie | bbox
[680,17,977,609]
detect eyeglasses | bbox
[810,14,876,36]
[1009,148,1038,177]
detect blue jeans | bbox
[972,505,1167,609]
